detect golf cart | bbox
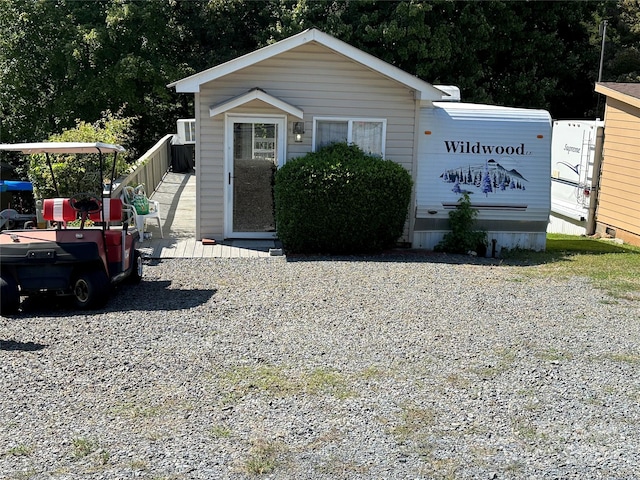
[0,142,142,314]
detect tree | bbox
[28,111,135,199]
[597,0,640,83]
[2,0,639,169]
[0,0,86,144]
[482,164,493,197]
[435,193,487,254]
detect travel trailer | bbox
[414,102,552,255]
[548,120,604,236]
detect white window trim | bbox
[312,117,387,158]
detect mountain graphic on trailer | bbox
[440,159,528,195]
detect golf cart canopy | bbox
[0,142,125,155]
[0,180,33,192]
[0,142,126,198]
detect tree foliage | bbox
[600,0,640,83]
[27,111,134,199]
[1,0,638,162]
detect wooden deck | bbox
[137,171,282,259]
[137,237,281,259]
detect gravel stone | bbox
[1,254,639,479]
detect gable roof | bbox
[209,88,304,118]
[595,82,640,109]
[168,28,446,101]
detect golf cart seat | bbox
[88,198,124,223]
[42,198,76,228]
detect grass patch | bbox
[99,450,110,465]
[304,368,352,398]
[71,438,97,459]
[388,405,436,442]
[222,365,295,398]
[219,365,354,401]
[511,417,548,443]
[110,402,165,419]
[70,437,110,466]
[211,425,232,438]
[535,347,573,362]
[358,365,387,381]
[422,457,461,480]
[6,470,37,480]
[502,234,640,300]
[109,396,189,420]
[5,445,33,457]
[129,459,147,470]
[606,352,640,364]
[444,373,471,388]
[243,438,285,475]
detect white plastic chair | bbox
[121,186,163,241]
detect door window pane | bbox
[253,124,276,161]
[233,122,277,233]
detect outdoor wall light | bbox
[293,122,305,142]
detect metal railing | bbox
[110,134,173,199]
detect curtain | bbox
[316,121,348,148]
[352,121,383,157]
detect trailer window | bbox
[314,118,386,157]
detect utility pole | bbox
[598,20,607,83]
[596,20,608,118]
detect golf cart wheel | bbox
[0,274,20,315]
[129,250,143,284]
[72,270,109,309]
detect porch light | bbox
[293,122,305,142]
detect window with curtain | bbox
[314,118,386,157]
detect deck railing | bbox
[110,134,173,199]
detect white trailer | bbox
[413,102,552,256]
[548,120,604,236]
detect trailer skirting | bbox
[412,230,547,257]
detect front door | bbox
[225,115,286,238]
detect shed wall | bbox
[596,98,640,245]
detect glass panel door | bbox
[226,116,285,238]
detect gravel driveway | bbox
[2,255,639,479]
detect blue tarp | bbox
[0,180,33,192]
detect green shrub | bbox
[435,193,487,255]
[274,143,412,254]
[28,111,135,199]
